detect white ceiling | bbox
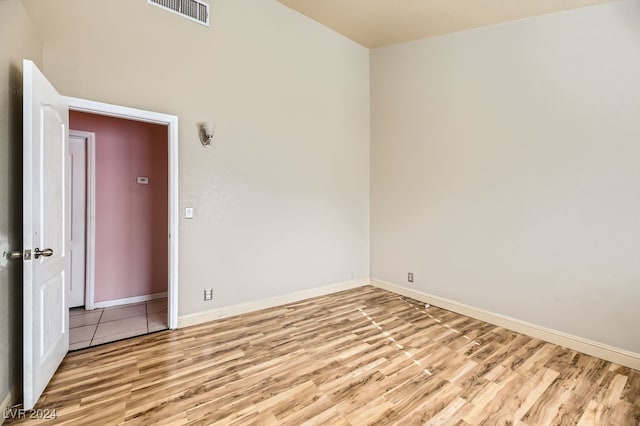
[276,0,616,48]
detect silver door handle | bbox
[34,248,54,259]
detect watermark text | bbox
[3,408,57,420]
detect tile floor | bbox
[69,298,168,350]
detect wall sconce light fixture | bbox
[199,122,216,147]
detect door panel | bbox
[41,107,66,257]
[23,59,69,410]
[40,273,65,356]
[68,134,87,307]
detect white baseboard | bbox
[371,279,640,371]
[93,292,168,309]
[178,278,369,328]
[0,387,17,426]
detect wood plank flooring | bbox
[6,286,640,425]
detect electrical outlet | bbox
[408,272,414,283]
[204,288,213,301]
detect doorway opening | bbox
[65,97,179,350]
[67,112,170,349]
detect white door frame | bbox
[68,130,96,309]
[65,97,179,329]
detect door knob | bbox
[34,248,54,259]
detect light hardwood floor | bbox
[6,286,640,425]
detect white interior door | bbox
[68,132,87,308]
[23,59,70,410]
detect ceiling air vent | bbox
[148,0,210,27]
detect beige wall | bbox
[0,0,42,408]
[21,0,370,316]
[371,0,640,353]
[8,0,639,410]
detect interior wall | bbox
[70,111,168,303]
[0,0,42,408]
[22,0,371,316]
[371,0,640,353]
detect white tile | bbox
[147,299,167,314]
[101,304,146,323]
[70,307,93,317]
[93,315,148,339]
[69,340,92,351]
[70,311,102,328]
[90,328,148,346]
[70,325,96,344]
[148,312,168,332]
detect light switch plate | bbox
[185,207,194,219]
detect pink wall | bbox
[70,111,168,303]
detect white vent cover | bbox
[148,0,210,27]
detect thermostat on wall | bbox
[137,176,149,185]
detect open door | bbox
[23,59,69,410]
